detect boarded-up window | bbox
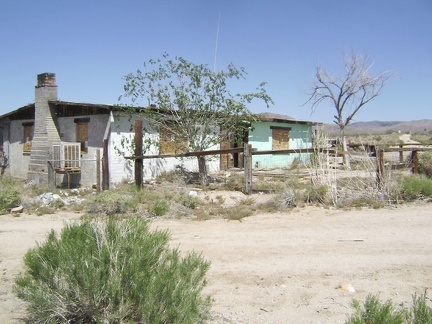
[76,123,89,153]
[22,122,34,153]
[271,127,290,150]
[159,126,187,154]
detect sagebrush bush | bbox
[402,175,432,200]
[346,293,432,324]
[147,198,170,216]
[14,216,211,323]
[0,177,21,213]
[409,292,432,323]
[418,152,432,178]
[346,294,405,324]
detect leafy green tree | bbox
[121,53,272,185]
[305,51,394,168]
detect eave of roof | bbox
[49,100,117,110]
[0,103,35,119]
[256,112,320,125]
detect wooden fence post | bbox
[244,144,252,195]
[102,139,110,190]
[411,150,418,174]
[47,161,55,191]
[134,119,143,189]
[399,144,404,164]
[376,149,385,186]
[96,149,101,192]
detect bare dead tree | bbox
[306,51,394,168]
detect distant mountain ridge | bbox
[322,119,432,135]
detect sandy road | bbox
[1,203,431,323]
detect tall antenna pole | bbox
[214,11,221,73]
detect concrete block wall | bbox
[28,73,61,185]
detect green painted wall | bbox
[248,121,313,168]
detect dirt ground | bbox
[1,200,432,323]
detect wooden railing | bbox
[376,146,432,183]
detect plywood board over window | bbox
[22,122,34,153]
[75,118,90,153]
[159,127,187,154]
[271,126,290,150]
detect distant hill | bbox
[321,119,432,135]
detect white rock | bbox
[189,190,198,197]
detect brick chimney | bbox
[28,73,61,186]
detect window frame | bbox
[22,122,34,153]
[74,118,90,154]
[159,125,188,154]
[270,126,291,150]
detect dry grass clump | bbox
[223,206,254,221]
[0,177,21,214]
[277,186,305,208]
[302,134,404,209]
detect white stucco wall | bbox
[108,114,220,184]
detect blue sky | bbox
[1,0,431,124]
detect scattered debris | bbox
[338,284,356,293]
[11,206,23,214]
[34,192,84,206]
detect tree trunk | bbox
[197,155,209,186]
[341,134,351,169]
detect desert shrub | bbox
[306,184,331,205]
[418,152,432,178]
[148,198,169,216]
[239,197,255,205]
[408,292,432,323]
[176,193,201,209]
[49,198,65,209]
[223,206,254,221]
[401,176,432,200]
[35,206,56,216]
[290,157,302,170]
[128,185,159,204]
[222,173,244,191]
[215,195,225,204]
[337,194,386,209]
[252,176,286,194]
[156,167,188,185]
[14,216,211,323]
[345,293,432,324]
[278,186,305,208]
[0,177,21,213]
[84,189,138,215]
[336,177,392,209]
[346,294,406,324]
[411,134,432,145]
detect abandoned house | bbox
[0,73,316,188]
